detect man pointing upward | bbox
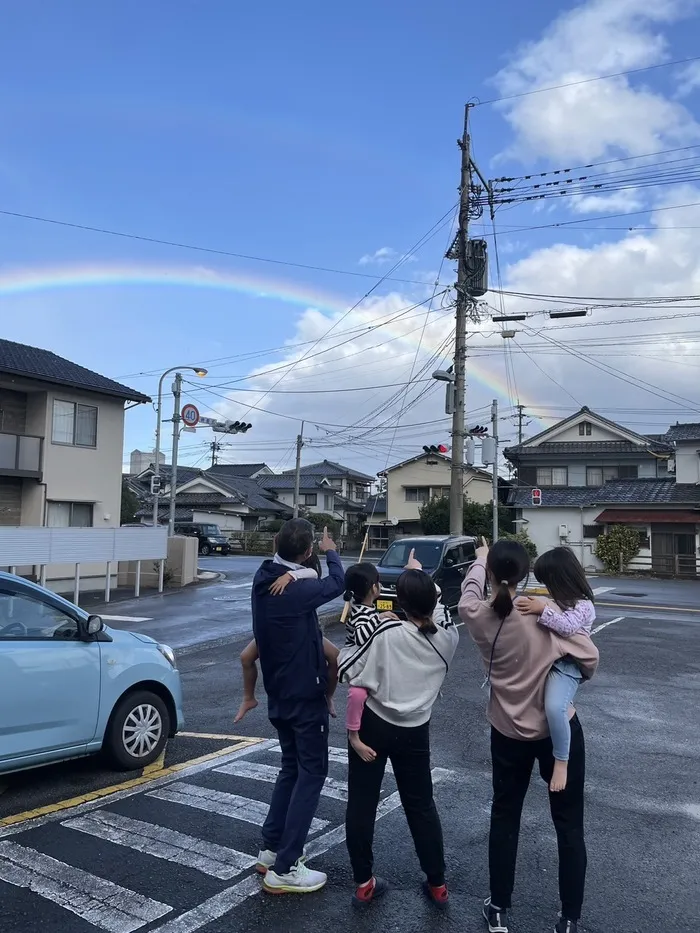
[252,519,345,893]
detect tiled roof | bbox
[0,338,150,402]
[509,479,700,508]
[665,423,700,443]
[505,440,672,459]
[281,459,374,482]
[365,495,387,514]
[207,463,269,478]
[258,475,328,492]
[206,474,291,514]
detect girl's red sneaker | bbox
[352,876,388,908]
[422,881,449,910]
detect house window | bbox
[628,524,650,550]
[301,493,317,507]
[579,422,592,436]
[329,478,343,488]
[47,501,94,527]
[324,494,333,510]
[583,524,604,539]
[618,464,638,479]
[354,487,369,502]
[587,467,618,486]
[52,400,98,447]
[536,468,568,487]
[430,487,450,499]
[405,487,430,503]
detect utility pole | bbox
[491,399,499,544]
[167,373,182,537]
[514,404,530,445]
[448,105,472,536]
[292,421,304,518]
[209,438,224,468]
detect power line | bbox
[475,54,700,107]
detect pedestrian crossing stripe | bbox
[0,740,457,932]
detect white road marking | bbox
[100,615,153,623]
[147,767,454,933]
[592,616,625,635]
[0,841,171,933]
[147,783,330,833]
[269,741,394,773]
[215,761,349,800]
[0,738,280,840]
[592,586,614,596]
[64,810,257,879]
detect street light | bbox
[151,366,208,528]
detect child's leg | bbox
[347,687,376,763]
[544,660,582,792]
[234,639,260,723]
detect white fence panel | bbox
[0,527,168,566]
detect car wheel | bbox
[104,690,170,770]
[200,543,211,556]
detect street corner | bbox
[0,731,266,827]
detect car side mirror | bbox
[78,615,104,640]
[444,557,455,567]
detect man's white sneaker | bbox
[256,849,276,874]
[263,858,327,894]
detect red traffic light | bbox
[423,444,450,455]
[531,488,542,506]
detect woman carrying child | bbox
[338,552,458,909]
[459,539,599,933]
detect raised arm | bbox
[458,557,488,621]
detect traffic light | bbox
[469,425,489,437]
[422,444,449,455]
[531,487,542,506]
[228,421,252,434]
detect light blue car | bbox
[0,571,184,775]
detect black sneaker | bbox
[483,897,509,932]
[555,919,578,933]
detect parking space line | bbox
[143,750,167,775]
[592,616,625,635]
[178,732,254,741]
[0,840,172,932]
[64,811,257,879]
[0,738,270,831]
[597,601,700,613]
[215,761,349,800]
[148,783,330,833]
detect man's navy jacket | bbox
[252,550,345,712]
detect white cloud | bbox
[568,189,645,214]
[358,247,398,266]
[493,0,700,163]
[676,60,700,97]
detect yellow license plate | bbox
[376,600,393,611]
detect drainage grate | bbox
[616,591,647,598]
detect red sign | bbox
[181,403,200,428]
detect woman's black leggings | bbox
[345,707,445,886]
[489,715,588,921]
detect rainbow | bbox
[0,261,548,428]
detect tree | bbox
[120,478,141,525]
[305,512,341,541]
[595,524,641,573]
[419,496,515,538]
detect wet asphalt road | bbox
[0,561,699,933]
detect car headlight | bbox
[157,644,177,668]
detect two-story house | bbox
[365,449,493,548]
[0,337,150,590]
[505,407,700,575]
[268,459,374,533]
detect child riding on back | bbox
[515,547,596,792]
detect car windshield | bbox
[201,525,222,536]
[380,540,443,570]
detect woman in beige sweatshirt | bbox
[458,538,599,933]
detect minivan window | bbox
[200,525,222,536]
[380,540,443,570]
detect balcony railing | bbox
[0,432,43,479]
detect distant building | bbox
[130,448,165,475]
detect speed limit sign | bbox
[181,403,200,428]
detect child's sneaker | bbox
[422,880,449,910]
[263,858,327,894]
[255,849,276,874]
[352,876,388,908]
[554,918,578,933]
[483,896,510,932]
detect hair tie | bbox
[342,590,354,602]
[500,580,509,586]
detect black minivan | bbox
[375,534,477,613]
[173,522,231,556]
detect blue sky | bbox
[2,0,700,472]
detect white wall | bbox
[674,444,700,484]
[386,458,494,520]
[548,422,629,442]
